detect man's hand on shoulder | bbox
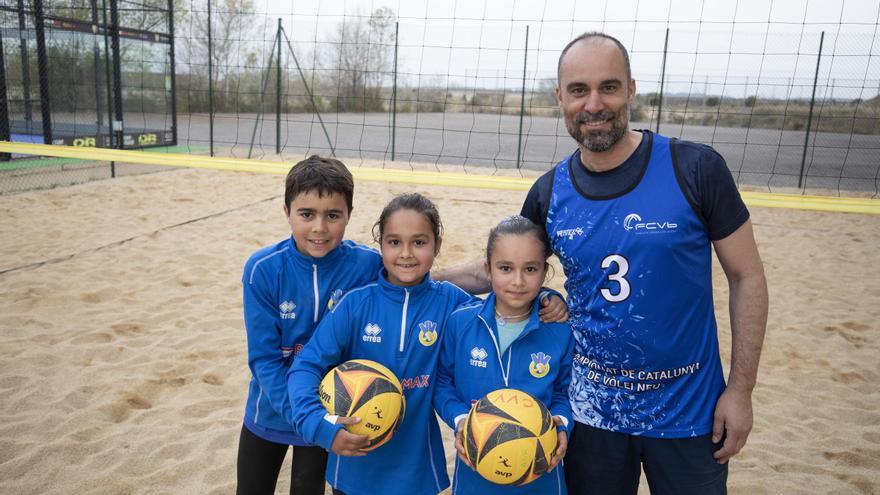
[539,293,569,323]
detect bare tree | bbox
[177,0,261,112]
[325,7,396,112]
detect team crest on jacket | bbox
[529,352,551,378]
[418,320,438,346]
[327,289,344,310]
[362,323,382,343]
[279,300,296,320]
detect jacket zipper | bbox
[312,264,319,323]
[399,289,410,352]
[478,315,511,387]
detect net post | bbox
[391,21,398,161]
[207,0,214,156]
[656,27,669,134]
[276,18,282,155]
[798,31,824,189]
[516,25,529,170]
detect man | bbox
[436,32,768,494]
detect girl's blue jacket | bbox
[287,271,476,495]
[433,293,574,495]
[242,237,381,438]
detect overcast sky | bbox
[244,0,880,99]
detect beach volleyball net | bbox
[1,0,879,200]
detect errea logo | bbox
[623,213,678,233]
[279,301,296,320]
[363,323,382,343]
[470,347,488,368]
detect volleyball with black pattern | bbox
[462,388,557,485]
[318,359,405,451]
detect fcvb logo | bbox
[623,213,678,233]
[418,320,438,346]
[469,347,488,368]
[529,352,552,378]
[279,300,296,320]
[362,323,382,343]
[327,289,344,310]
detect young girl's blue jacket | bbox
[287,271,476,495]
[242,237,381,440]
[433,293,574,495]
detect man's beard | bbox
[565,107,628,152]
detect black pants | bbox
[236,424,328,495]
[564,422,728,495]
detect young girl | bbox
[433,215,574,495]
[286,192,477,495]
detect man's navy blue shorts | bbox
[564,422,728,495]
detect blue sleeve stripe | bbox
[440,281,473,300]
[247,247,288,285]
[451,302,481,315]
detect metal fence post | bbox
[798,31,824,189]
[109,0,124,176]
[656,27,669,134]
[90,0,103,129]
[17,0,32,123]
[167,0,177,147]
[32,0,52,145]
[516,25,529,170]
[276,18,282,155]
[207,0,214,156]
[391,21,398,161]
[101,0,114,149]
[0,33,10,162]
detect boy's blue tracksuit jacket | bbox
[241,237,381,441]
[433,293,574,495]
[287,271,476,495]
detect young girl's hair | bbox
[486,215,552,262]
[372,193,443,249]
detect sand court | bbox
[0,166,878,494]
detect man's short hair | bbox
[557,32,632,83]
[284,155,354,212]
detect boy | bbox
[237,156,382,495]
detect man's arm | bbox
[710,219,768,464]
[433,259,491,295]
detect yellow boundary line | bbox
[2,141,878,215]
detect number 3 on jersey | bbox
[600,254,630,303]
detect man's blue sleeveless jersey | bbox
[547,133,725,438]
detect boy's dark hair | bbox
[372,193,443,251]
[486,215,552,262]
[284,155,354,212]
